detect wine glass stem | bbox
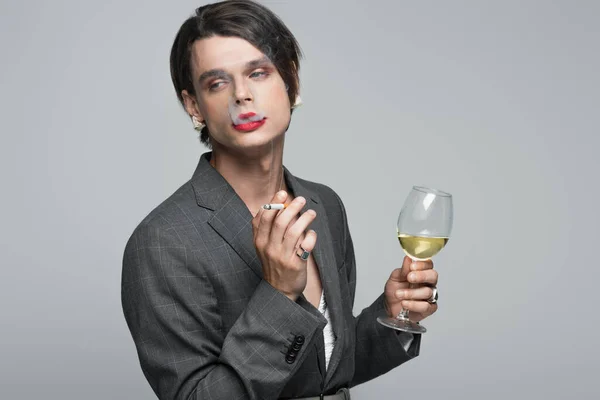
[396,310,409,320]
[396,289,412,321]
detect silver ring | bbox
[296,247,310,261]
[427,287,438,304]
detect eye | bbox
[208,81,228,92]
[249,70,269,79]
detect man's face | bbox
[187,36,292,152]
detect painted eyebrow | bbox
[244,56,273,71]
[198,56,273,85]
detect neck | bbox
[210,139,288,217]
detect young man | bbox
[121,1,439,399]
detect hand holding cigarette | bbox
[252,191,317,301]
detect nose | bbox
[234,80,253,105]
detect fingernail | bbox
[277,190,286,199]
[410,262,418,271]
[296,196,306,204]
[395,290,404,299]
[409,272,417,282]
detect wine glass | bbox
[377,186,453,334]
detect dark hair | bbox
[170,0,302,146]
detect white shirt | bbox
[317,291,335,369]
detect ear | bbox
[182,90,204,122]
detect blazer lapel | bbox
[284,169,345,385]
[191,152,263,277]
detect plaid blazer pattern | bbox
[121,152,420,399]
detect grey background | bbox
[1,0,598,399]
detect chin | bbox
[236,131,282,149]
[232,123,286,146]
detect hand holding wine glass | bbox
[378,186,453,334]
[383,256,439,325]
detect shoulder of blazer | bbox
[128,178,200,238]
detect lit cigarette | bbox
[262,203,288,210]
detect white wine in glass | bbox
[398,234,448,261]
[377,186,453,334]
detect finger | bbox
[269,196,307,243]
[389,259,437,291]
[395,285,435,301]
[283,209,317,253]
[388,256,412,283]
[409,259,434,271]
[407,269,439,286]
[298,229,317,254]
[402,256,413,278]
[255,191,288,247]
[388,267,404,283]
[401,300,438,315]
[252,205,265,234]
[389,256,419,282]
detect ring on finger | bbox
[296,247,310,261]
[427,286,438,304]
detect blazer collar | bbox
[190,152,321,211]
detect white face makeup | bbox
[191,36,293,201]
[195,53,278,135]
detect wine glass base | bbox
[377,316,427,334]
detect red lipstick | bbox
[233,118,266,132]
[238,112,257,119]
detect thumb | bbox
[270,190,288,204]
[388,256,413,282]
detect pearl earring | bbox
[192,116,205,131]
[292,95,303,109]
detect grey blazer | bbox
[121,152,421,400]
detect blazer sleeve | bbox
[121,218,327,400]
[330,191,422,387]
